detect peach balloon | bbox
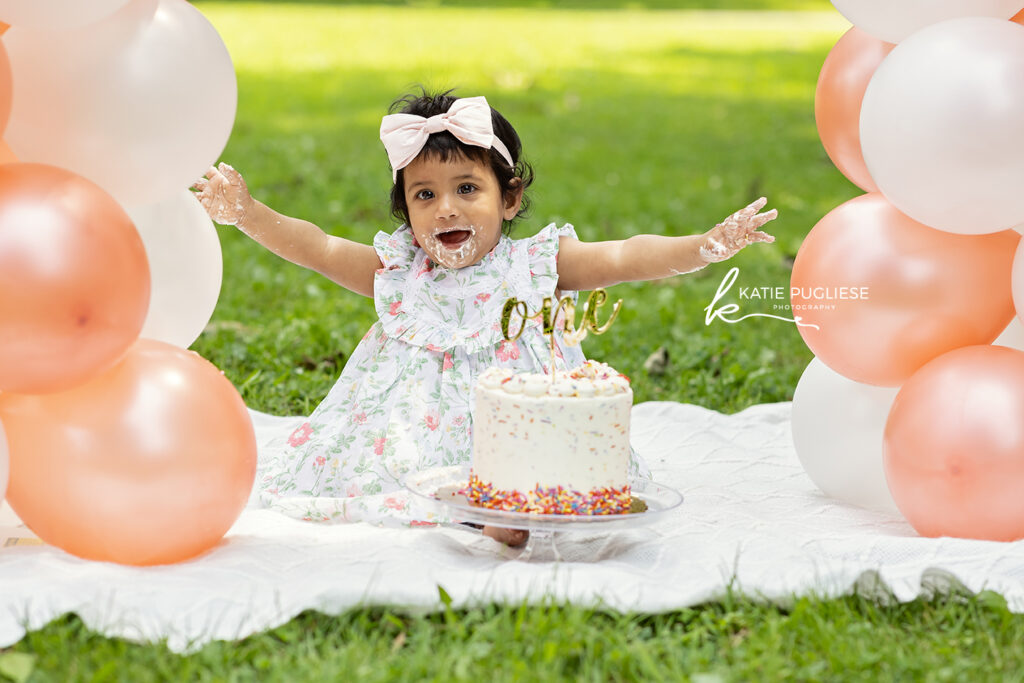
[0,139,15,165]
[0,34,10,135]
[0,417,8,506]
[1012,235,1024,326]
[815,28,893,193]
[791,193,1019,386]
[884,345,1024,540]
[0,339,257,566]
[0,163,150,394]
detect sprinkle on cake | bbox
[466,360,634,515]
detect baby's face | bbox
[403,155,520,269]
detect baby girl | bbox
[192,90,777,546]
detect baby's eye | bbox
[415,189,434,201]
[457,184,476,194]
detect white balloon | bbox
[4,0,236,206]
[791,357,900,512]
[125,191,223,349]
[994,315,1024,351]
[0,0,131,31]
[861,18,1024,235]
[830,0,1021,44]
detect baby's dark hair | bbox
[387,88,534,235]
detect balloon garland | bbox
[0,1,255,565]
[793,2,1024,540]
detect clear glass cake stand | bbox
[405,465,683,560]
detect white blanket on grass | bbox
[2,401,1023,654]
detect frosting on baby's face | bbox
[403,155,520,269]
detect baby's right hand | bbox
[190,162,254,227]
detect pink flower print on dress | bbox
[346,483,363,497]
[388,301,402,316]
[475,292,491,305]
[410,520,437,527]
[528,244,539,257]
[384,496,407,511]
[424,412,440,431]
[373,437,387,455]
[351,412,368,425]
[288,422,313,447]
[415,261,433,278]
[452,415,465,427]
[425,343,441,353]
[315,455,326,467]
[443,352,454,371]
[411,236,420,249]
[496,339,520,362]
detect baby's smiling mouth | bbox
[435,228,472,248]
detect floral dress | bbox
[251,222,650,527]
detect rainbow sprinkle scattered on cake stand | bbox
[405,465,683,562]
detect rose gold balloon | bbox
[884,345,1024,540]
[791,193,1019,386]
[0,139,16,165]
[815,28,894,193]
[0,339,257,565]
[0,34,10,134]
[0,163,149,393]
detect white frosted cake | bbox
[466,360,633,514]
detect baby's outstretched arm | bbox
[556,197,777,291]
[192,163,382,298]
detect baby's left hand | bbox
[699,197,778,264]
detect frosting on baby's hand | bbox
[699,197,777,264]
[190,162,254,228]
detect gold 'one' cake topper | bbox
[501,289,623,383]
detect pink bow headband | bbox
[379,96,514,182]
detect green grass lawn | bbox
[7,2,1024,680]
[7,589,1024,681]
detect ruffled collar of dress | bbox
[373,225,564,352]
